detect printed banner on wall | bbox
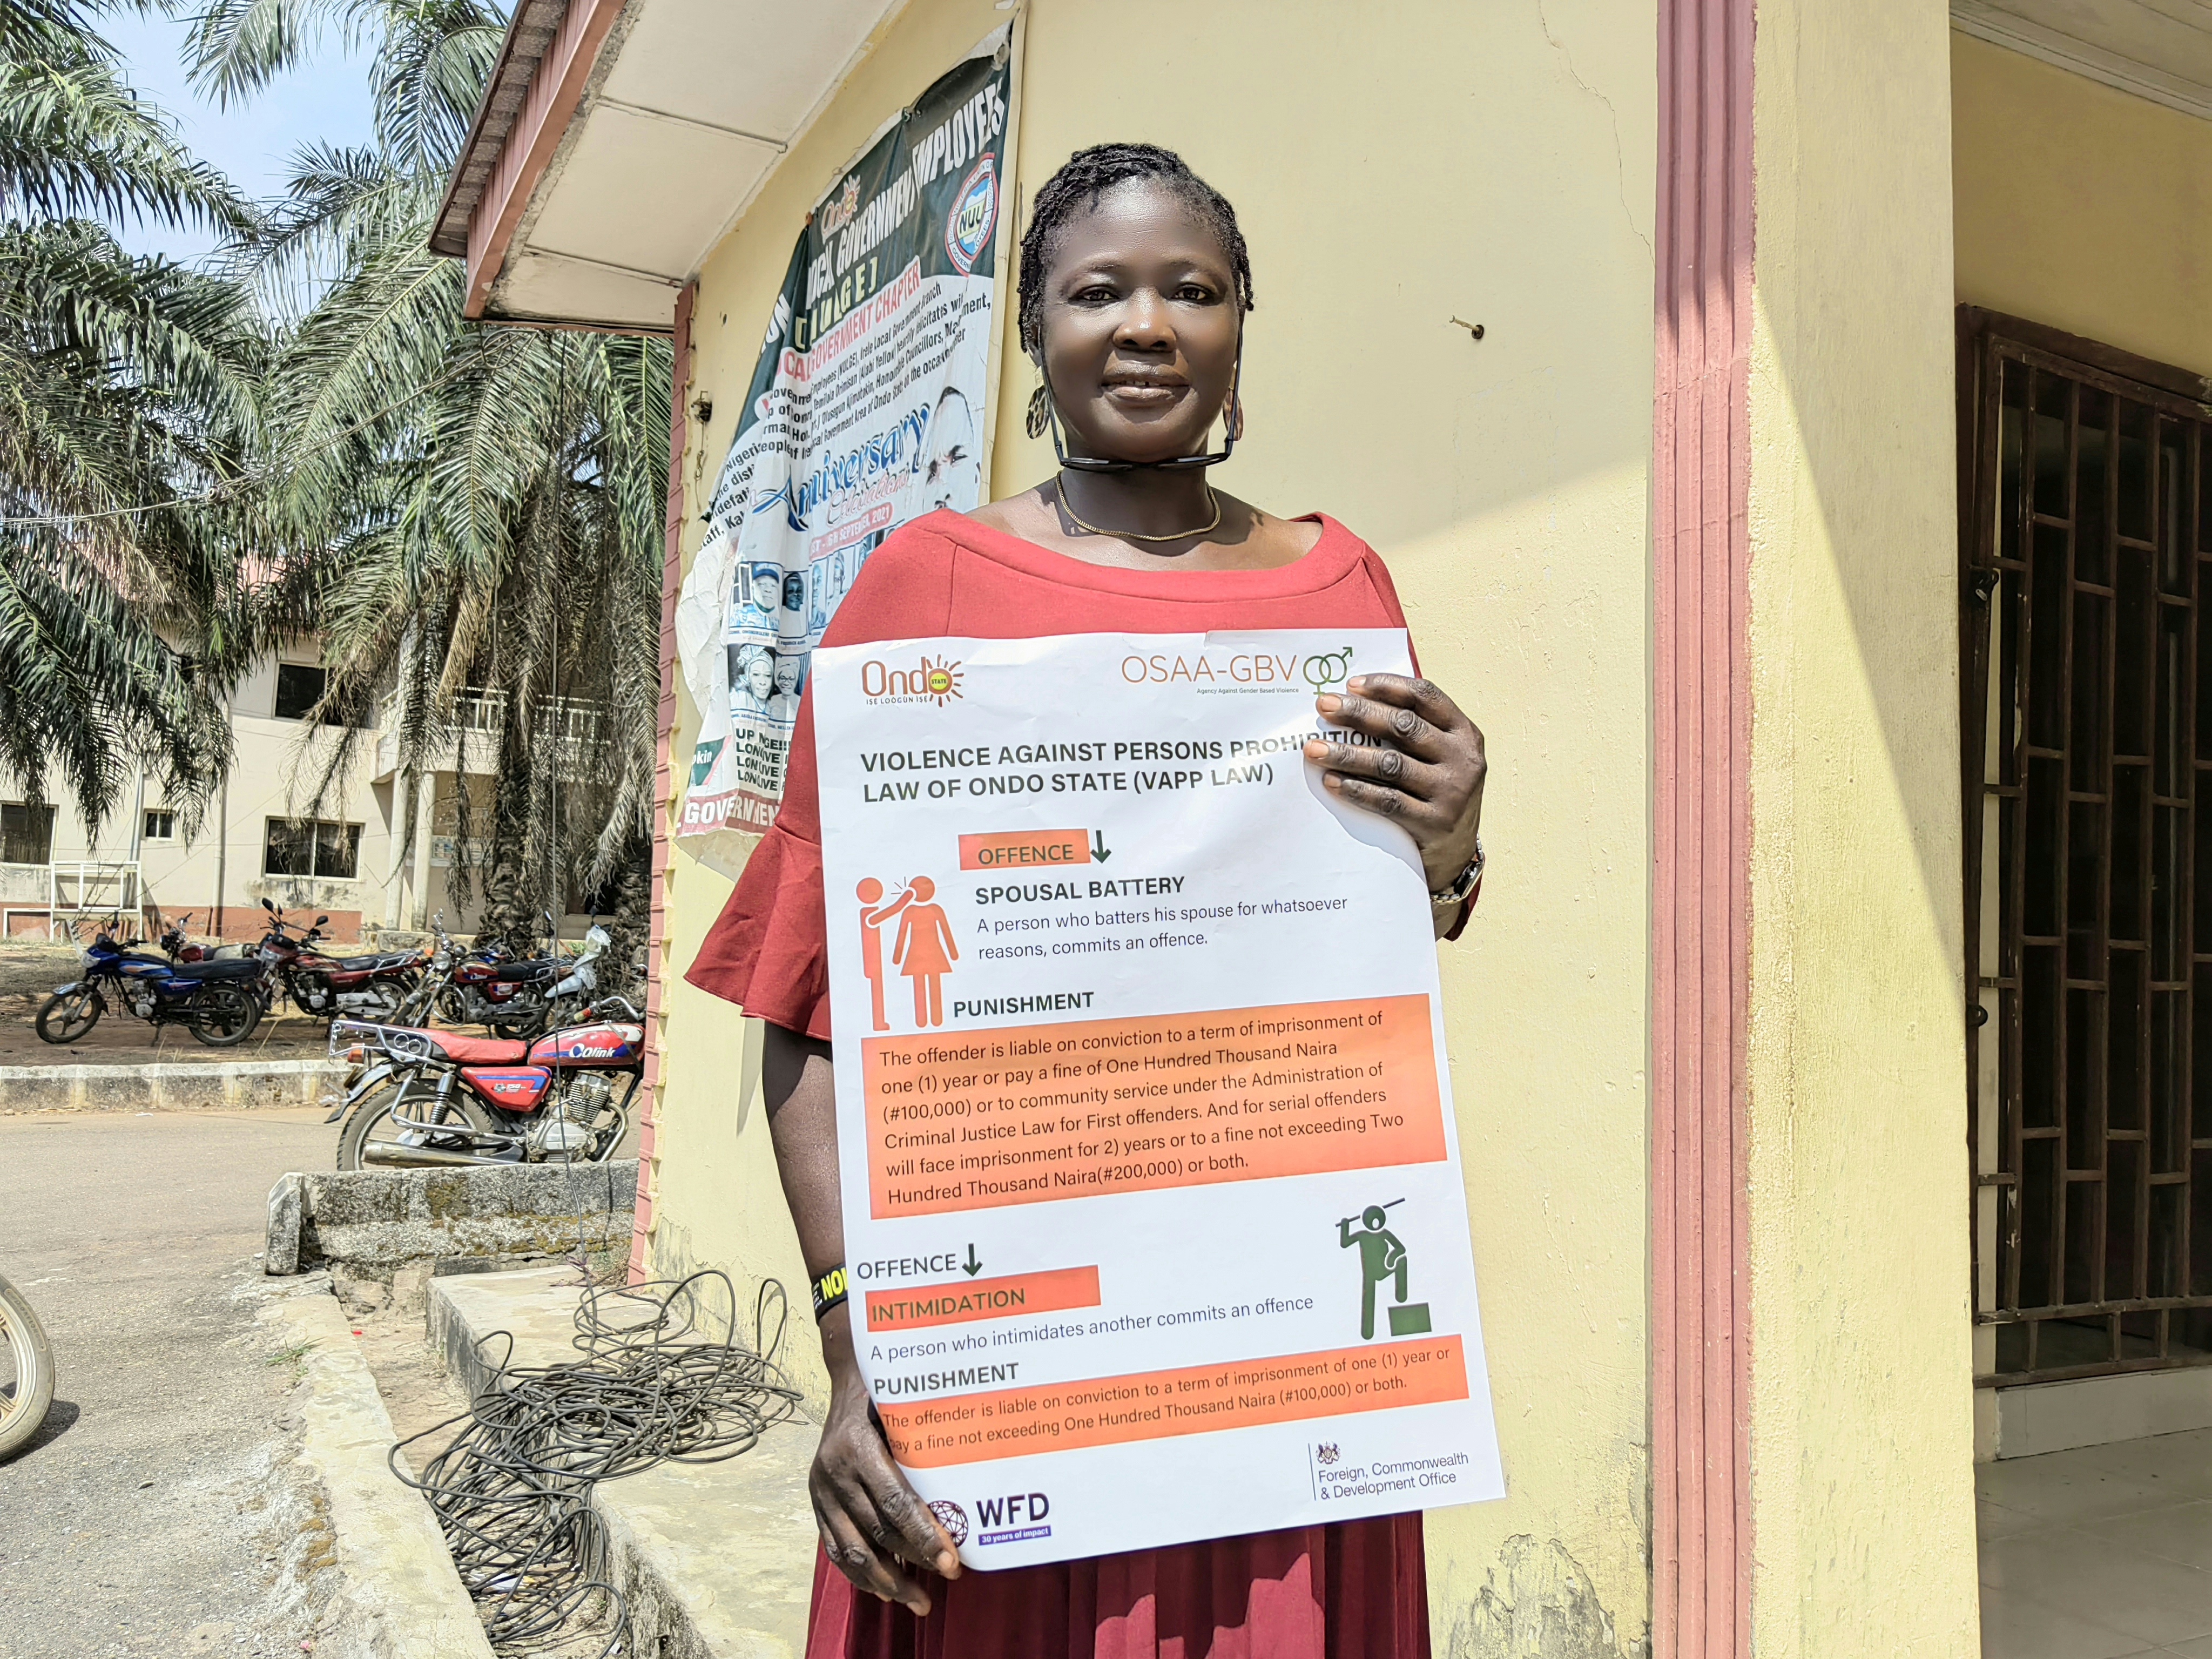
[810,629,1505,1567]
[673,31,1015,842]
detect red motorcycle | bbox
[256,899,428,1023]
[424,912,602,1039]
[326,995,642,1171]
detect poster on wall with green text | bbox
[673,29,1015,858]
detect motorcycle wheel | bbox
[0,1270,56,1461]
[490,1008,548,1041]
[433,987,468,1027]
[336,1083,506,1172]
[34,988,100,1044]
[190,983,262,1047]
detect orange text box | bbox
[958,830,1090,871]
[864,1266,1101,1333]
[879,1336,1468,1467]
[862,995,1442,1218]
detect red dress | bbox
[689,510,1433,1659]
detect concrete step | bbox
[265,1285,499,1659]
[0,1056,345,1113]
[429,1265,817,1658]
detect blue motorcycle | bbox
[36,928,265,1047]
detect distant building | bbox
[0,642,517,944]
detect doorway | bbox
[1960,309,2212,1392]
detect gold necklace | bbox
[1057,482,1221,543]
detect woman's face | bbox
[745,656,776,699]
[1037,180,1240,466]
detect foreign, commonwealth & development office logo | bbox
[860,652,964,707]
[928,1499,969,1546]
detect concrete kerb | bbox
[431,1267,818,1658]
[261,1287,497,1659]
[268,1160,640,1309]
[0,1056,345,1113]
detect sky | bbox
[100,6,377,266]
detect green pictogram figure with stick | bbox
[1339,1200,1431,1340]
[1336,1203,1424,1345]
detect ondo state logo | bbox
[861,652,965,706]
[946,156,999,275]
[928,1499,969,1547]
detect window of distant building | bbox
[272,661,366,725]
[263,818,361,880]
[143,809,176,843]
[273,663,328,721]
[0,803,54,866]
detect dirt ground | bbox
[0,940,334,1067]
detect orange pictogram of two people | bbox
[856,878,959,1030]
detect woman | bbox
[690,143,1488,1659]
[888,876,956,1028]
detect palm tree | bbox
[0,0,260,833]
[191,0,669,965]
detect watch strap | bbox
[1429,838,1485,907]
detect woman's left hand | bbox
[1304,674,1486,921]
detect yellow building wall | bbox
[1748,1,1980,1654]
[650,0,1657,1644]
[1954,30,2212,379]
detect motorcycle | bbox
[147,911,248,965]
[255,899,427,1024]
[428,915,609,1040]
[327,995,643,1170]
[0,1270,54,1461]
[35,928,264,1046]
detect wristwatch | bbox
[1429,838,1485,908]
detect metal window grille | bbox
[1962,311,2212,1385]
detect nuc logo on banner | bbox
[946,157,999,275]
[861,653,964,707]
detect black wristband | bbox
[811,1265,849,1321]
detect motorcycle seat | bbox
[322,951,416,972]
[493,959,559,982]
[408,1030,530,1064]
[170,958,265,980]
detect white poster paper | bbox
[811,630,1503,1568]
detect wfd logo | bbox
[972,1489,1051,1545]
[860,653,964,706]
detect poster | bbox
[673,31,1015,845]
[812,630,1503,1568]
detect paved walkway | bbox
[1979,1428,2212,1657]
[0,1107,332,1657]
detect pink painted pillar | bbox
[1650,1,1754,1655]
[631,280,696,1284]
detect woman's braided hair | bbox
[1016,143,1255,359]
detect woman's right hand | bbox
[810,1319,960,1615]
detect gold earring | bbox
[1026,383,1051,441]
